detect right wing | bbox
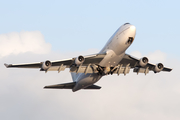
[119,54,172,72]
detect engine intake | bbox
[139,57,149,67]
[154,63,164,73]
[75,55,85,65]
[42,60,52,70]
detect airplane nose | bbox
[130,25,136,31]
[130,25,136,37]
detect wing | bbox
[119,54,172,73]
[4,53,105,71]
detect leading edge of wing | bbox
[50,53,105,63]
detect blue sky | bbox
[0,0,179,57]
[1,1,180,120]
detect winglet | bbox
[4,63,9,68]
[4,63,12,68]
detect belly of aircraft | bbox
[99,52,125,67]
[72,53,125,92]
[72,73,102,92]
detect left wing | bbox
[119,54,172,73]
[4,54,105,72]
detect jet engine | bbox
[139,57,149,67]
[75,55,85,65]
[154,63,164,73]
[42,60,52,70]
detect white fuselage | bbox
[72,23,136,92]
[98,23,136,67]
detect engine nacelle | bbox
[42,60,52,70]
[154,63,164,73]
[75,55,85,65]
[139,57,149,67]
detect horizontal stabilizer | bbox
[84,85,101,89]
[44,82,76,89]
[44,82,101,90]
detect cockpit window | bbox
[124,23,130,25]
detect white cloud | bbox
[0,50,179,120]
[130,51,142,58]
[131,50,167,63]
[0,31,51,58]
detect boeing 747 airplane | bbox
[4,23,172,92]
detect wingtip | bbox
[4,63,9,68]
[44,86,48,89]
